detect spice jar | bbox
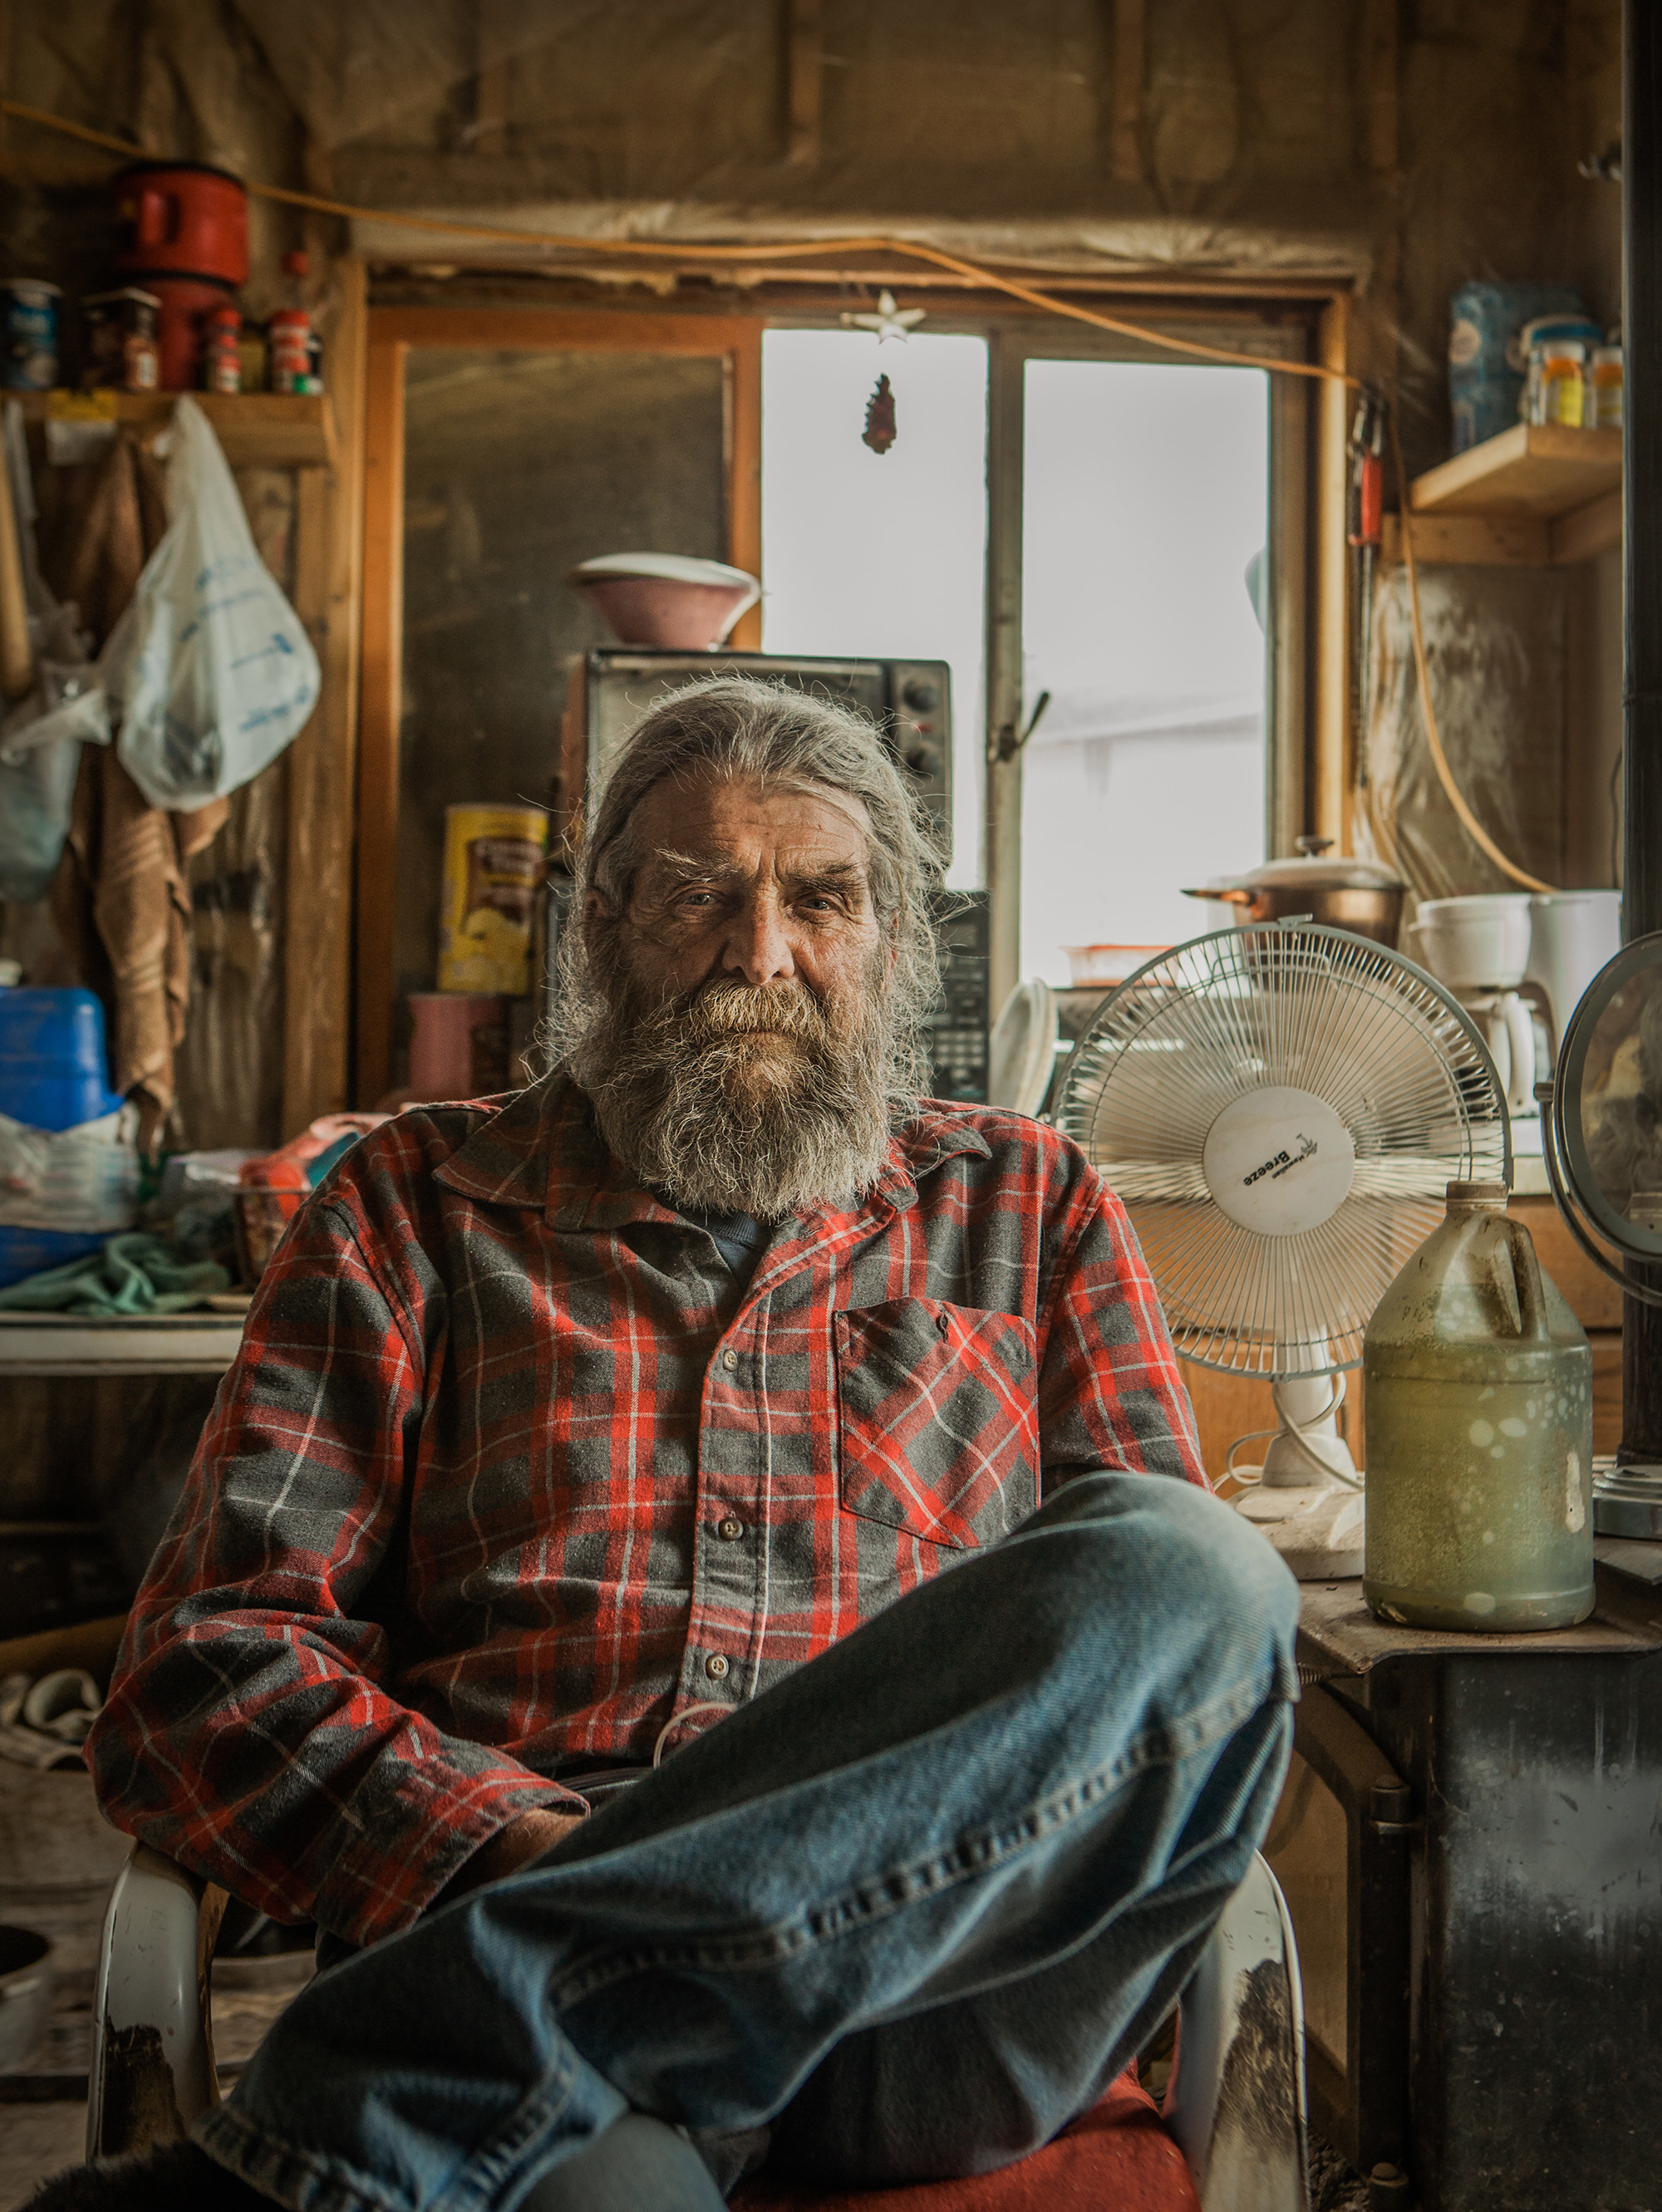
[267,248,314,394]
[267,306,311,394]
[200,303,243,394]
[1533,338,1587,427]
[81,288,160,392]
[1591,344,1624,430]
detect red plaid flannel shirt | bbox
[87,1074,1207,1946]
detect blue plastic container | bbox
[1448,281,1587,452]
[0,988,123,1133]
[0,1225,106,1291]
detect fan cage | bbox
[1053,924,1512,1378]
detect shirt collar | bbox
[432,1067,992,1230]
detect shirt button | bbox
[706,1654,730,1679]
[721,1350,739,1371]
[717,1516,744,1541]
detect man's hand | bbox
[440,1806,587,1904]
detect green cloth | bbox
[0,1232,230,1315]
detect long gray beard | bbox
[568,963,897,1219]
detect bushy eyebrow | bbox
[645,848,870,897]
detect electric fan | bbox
[1052,922,1512,1572]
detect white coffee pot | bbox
[1467,990,1538,1115]
[1409,895,1537,1114]
[1410,893,1532,990]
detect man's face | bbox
[607,775,883,1054]
[571,772,900,1217]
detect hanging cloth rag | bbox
[0,1229,229,1314]
[45,433,229,1151]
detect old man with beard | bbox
[56,681,1297,2212]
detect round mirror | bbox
[1558,931,1662,1261]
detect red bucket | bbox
[113,162,249,288]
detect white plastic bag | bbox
[0,1105,140,1232]
[101,397,320,810]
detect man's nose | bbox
[722,894,796,987]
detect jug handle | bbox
[1505,1215,1551,1341]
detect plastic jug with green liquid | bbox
[1364,1181,1594,1631]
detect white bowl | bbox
[1412,893,1533,990]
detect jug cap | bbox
[1446,1179,1508,1210]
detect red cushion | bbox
[731,2067,1200,2212]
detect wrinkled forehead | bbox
[627,768,876,879]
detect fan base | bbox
[1236,1477,1365,1580]
[1593,1460,1662,1538]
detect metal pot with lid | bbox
[1183,836,1404,948]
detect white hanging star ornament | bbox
[840,290,927,342]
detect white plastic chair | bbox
[86,1846,1309,2210]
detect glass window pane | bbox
[1020,361,1269,985]
[760,328,989,887]
[397,347,726,1029]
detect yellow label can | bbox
[436,804,548,996]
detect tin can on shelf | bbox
[436,805,549,997]
[0,280,61,390]
[200,303,242,394]
[81,288,160,391]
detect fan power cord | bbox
[1225,1374,1364,1491]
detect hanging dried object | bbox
[863,373,897,455]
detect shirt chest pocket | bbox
[833,1300,1040,1551]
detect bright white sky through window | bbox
[1020,361,1268,985]
[760,328,988,887]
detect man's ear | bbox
[580,890,620,961]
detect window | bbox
[359,302,1311,1100]
[760,328,989,889]
[1018,360,1270,985]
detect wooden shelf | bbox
[0,1310,245,1375]
[1383,421,1622,568]
[11,390,336,470]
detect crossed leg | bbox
[194,1474,1297,2212]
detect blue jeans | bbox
[196,1472,1298,2212]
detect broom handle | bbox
[0,431,34,701]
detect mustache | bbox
[671,977,830,1041]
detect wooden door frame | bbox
[355,306,764,1105]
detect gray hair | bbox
[553,675,944,1108]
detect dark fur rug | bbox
[16,2141,269,2212]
